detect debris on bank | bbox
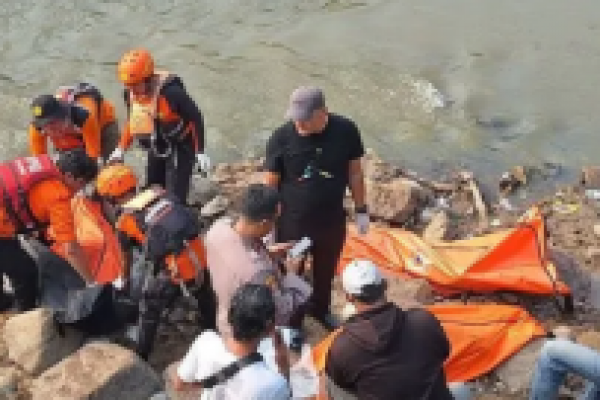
[3,152,600,399]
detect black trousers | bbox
[277,217,347,318]
[136,268,217,360]
[146,140,195,204]
[0,238,39,311]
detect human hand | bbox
[284,256,304,276]
[195,153,211,174]
[267,242,293,259]
[107,147,124,165]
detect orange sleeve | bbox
[28,124,47,155]
[0,206,17,238]
[116,213,145,244]
[77,97,101,159]
[28,179,76,244]
[99,99,117,126]
[118,123,133,150]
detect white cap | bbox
[342,259,384,295]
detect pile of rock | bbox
[4,152,600,399]
[0,308,161,399]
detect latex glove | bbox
[355,212,370,235]
[112,276,125,290]
[107,147,124,165]
[195,153,211,174]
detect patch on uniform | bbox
[265,275,277,290]
[32,106,42,117]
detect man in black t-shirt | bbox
[264,86,369,330]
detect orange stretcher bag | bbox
[52,196,124,283]
[313,304,546,383]
[339,207,570,296]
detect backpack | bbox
[56,82,104,116]
[123,187,200,262]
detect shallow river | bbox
[2,0,600,191]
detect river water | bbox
[2,0,600,190]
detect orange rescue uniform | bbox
[29,95,117,159]
[0,178,75,243]
[116,213,206,283]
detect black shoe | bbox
[312,312,341,332]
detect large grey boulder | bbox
[31,341,161,400]
[4,308,84,376]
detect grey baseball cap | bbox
[285,86,326,121]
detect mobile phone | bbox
[288,237,312,259]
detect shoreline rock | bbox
[4,151,600,399]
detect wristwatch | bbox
[355,205,368,214]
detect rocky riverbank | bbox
[2,151,600,399]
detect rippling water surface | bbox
[3,0,600,190]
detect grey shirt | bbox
[205,217,311,336]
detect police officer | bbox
[204,183,312,337]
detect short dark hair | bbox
[239,184,281,222]
[228,283,275,342]
[352,282,387,305]
[56,148,98,183]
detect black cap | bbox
[31,95,69,127]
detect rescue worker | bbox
[29,84,120,164]
[108,48,210,203]
[94,164,216,359]
[0,154,93,311]
[53,149,125,286]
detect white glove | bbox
[108,147,124,164]
[195,153,211,174]
[112,276,125,290]
[356,212,370,235]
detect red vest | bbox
[0,155,60,231]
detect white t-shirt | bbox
[177,331,291,400]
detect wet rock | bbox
[585,247,600,260]
[576,331,600,352]
[494,338,545,395]
[149,392,169,400]
[367,178,429,224]
[363,150,402,182]
[4,308,84,376]
[200,195,230,217]
[499,166,528,195]
[0,366,19,398]
[581,167,600,189]
[383,276,427,309]
[550,250,591,304]
[189,175,218,206]
[422,210,449,242]
[31,342,161,400]
[589,275,600,310]
[552,326,575,341]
